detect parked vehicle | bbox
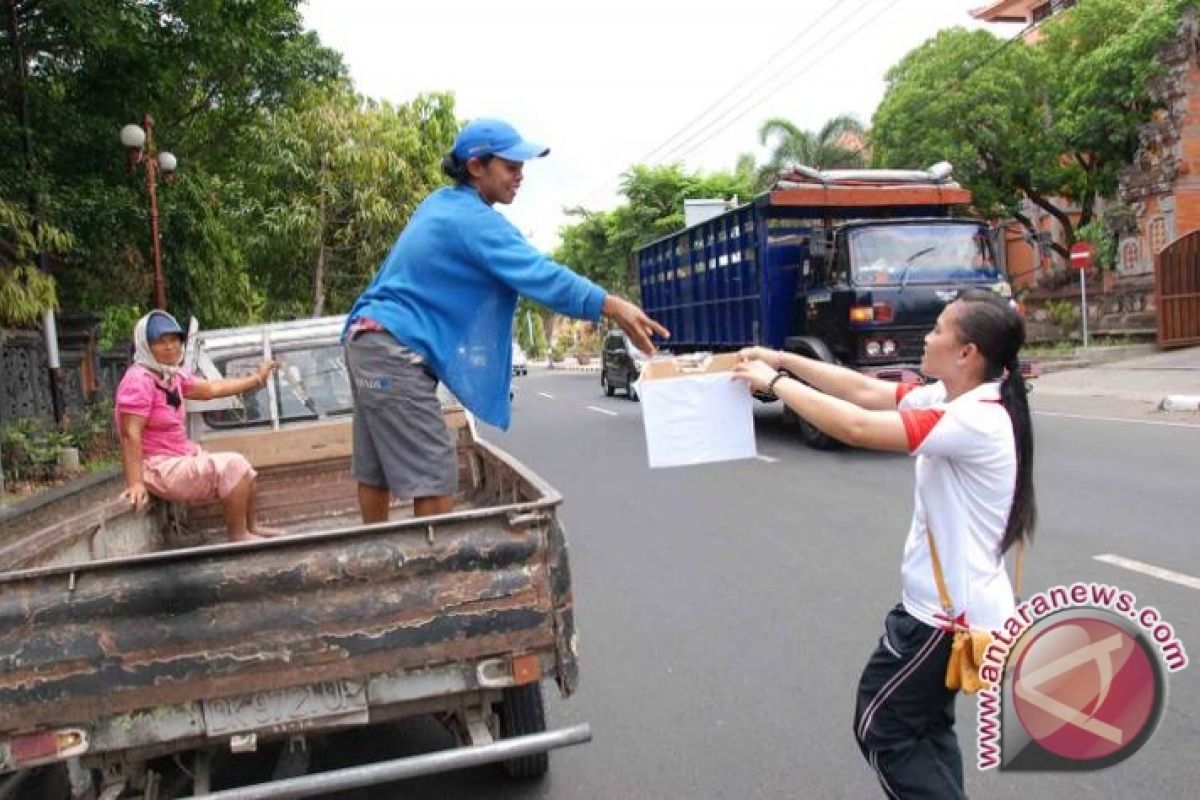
[637,163,1024,447]
[0,317,588,799]
[600,331,646,401]
[512,342,529,376]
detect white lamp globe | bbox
[120,124,146,148]
[157,152,178,173]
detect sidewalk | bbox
[1031,344,1200,420]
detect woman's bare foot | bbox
[249,525,288,538]
[229,531,267,543]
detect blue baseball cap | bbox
[451,118,549,162]
[146,311,184,342]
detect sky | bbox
[300,0,1022,252]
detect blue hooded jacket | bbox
[345,184,606,429]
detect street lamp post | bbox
[120,115,177,309]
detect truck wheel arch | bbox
[782,336,835,364]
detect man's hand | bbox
[122,483,150,511]
[738,346,783,369]
[731,358,779,394]
[602,295,669,356]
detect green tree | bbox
[1,0,344,323]
[870,0,1181,259]
[753,114,865,189]
[243,87,457,318]
[555,163,754,300]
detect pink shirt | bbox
[115,364,200,458]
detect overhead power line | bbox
[573,0,857,207]
[636,0,847,166]
[652,0,897,165]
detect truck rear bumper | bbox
[182,724,592,800]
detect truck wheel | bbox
[602,372,614,397]
[781,372,838,450]
[497,683,549,778]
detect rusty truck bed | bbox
[0,427,577,772]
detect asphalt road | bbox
[227,368,1200,799]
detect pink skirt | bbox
[143,450,256,503]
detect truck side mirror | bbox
[809,230,833,258]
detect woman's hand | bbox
[603,296,670,356]
[738,346,783,369]
[731,358,779,394]
[255,359,279,387]
[122,482,150,511]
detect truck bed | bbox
[0,414,578,770]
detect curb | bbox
[546,364,600,373]
[1159,395,1200,412]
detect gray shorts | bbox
[344,331,458,498]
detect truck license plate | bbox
[202,679,368,737]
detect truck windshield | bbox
[848,224,999,286]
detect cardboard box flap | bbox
[641,352,739,381]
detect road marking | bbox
[755,455,779,463]
[1093,554,1200,591]
[585,406,619,417]
[1034,411,1200,429]
[537,392,556,399]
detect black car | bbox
[600,332,645,400]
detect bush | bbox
[65,400,118,462]
[1,418,72,481]
[1,401,118,482]
[1045,298,1079,330]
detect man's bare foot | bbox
[249,525,288,538]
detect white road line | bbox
[1034,411,1200,429]
[1093,554,1200,591]
[585,406,619,417]
[755,455,779,463]
[537,392,556,399]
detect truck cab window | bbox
[848,224,998,286]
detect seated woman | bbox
[115,310,284,542]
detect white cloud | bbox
[301,0,1019,252]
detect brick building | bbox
[971,0,1197,338]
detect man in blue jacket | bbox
[344,118,668,520]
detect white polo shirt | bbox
[895,381,1017,634]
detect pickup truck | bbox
[0,317,588,799]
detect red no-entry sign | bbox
[1070,241,1093,270]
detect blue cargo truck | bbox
[636,164,1016,448]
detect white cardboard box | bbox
[636,353,757,468]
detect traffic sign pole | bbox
[1069,242,1094,349]
[1080,268,1088,348]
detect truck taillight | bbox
[850,303,894,323]
[3,728,88,768]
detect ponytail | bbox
[441,151,491,185]
[999,355,1036,553]
[954,290,1037,554]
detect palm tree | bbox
[754,114,866,190]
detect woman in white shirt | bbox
[733,289,1036,799]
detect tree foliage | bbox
[1,1,456,329]
[870,0,1183,259]
[555,163,754,300]
[243,87,457,318]
[753,114,865,189]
